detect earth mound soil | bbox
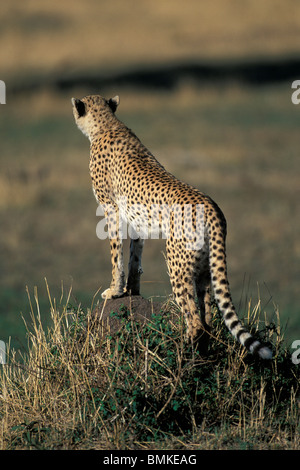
[92,295,168,336]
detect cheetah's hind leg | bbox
[195,269,212,354]
[166,241,208,349]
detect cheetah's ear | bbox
[72,98,86,118]
[108,95,120,113]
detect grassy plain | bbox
[1,0,299,348]
[0,0,299,450]
[1,83,299,350]
[2,0,300,80]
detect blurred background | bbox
[0,0,300,352]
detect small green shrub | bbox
[88,303,299,444]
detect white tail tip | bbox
[258,346,273,360]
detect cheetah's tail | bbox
[209,248,272,360]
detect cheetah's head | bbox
[71,94,120,141]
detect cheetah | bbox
[71,94,272,359]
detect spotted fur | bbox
[71,94,272,359]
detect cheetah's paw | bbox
[101,287,127,300]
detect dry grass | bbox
[0,280,298,450]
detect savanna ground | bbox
[0,0,299,450]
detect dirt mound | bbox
[92,295,166,336]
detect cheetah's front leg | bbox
[126,238,144,295]
[101,206,126,299]
[101,236,126,299]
